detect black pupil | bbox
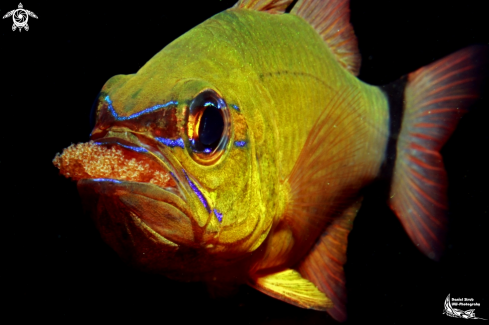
[199,104,224,148]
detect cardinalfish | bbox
[53,0,487,321]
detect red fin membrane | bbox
[290,0,361,76]
[233,0,294,13]
[297,199,362,322]
[390,45,488,260]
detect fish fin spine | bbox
[290,0,361,76]
[234,0,295,13]
[389,45,489,260]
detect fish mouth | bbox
[54,135,197,248]
[77,177,196,249]
[54,135,185,200]
[94,136,184,198]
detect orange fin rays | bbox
[389,45,489,260]
[291,0,361,75]
[297,198,362,322]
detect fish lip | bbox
[77,178,182,201]
[89,136,186,201]
[79,135,208,245]
[78,177,182,200]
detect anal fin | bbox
[249,269,332,310]
[297,198,362,322]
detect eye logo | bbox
[2,3,38,32]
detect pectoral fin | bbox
[249,269,332,310]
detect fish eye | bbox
[198,102,223,148]
[187,89,230,163]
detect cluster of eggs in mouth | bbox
[53,141,175,188]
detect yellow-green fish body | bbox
[53,0,488,321]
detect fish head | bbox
[58,11,283,281]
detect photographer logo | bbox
[2,3,38,32]
[443,294,486,320]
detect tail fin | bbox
[389,45,488,260]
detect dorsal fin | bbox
[290,0,361,76]
[233,0,295,13]
[233,0,361,75]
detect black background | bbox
[2,1,487,323]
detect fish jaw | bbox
[53,139,201,273]
[77,178,201,276]
[76,178,253,280]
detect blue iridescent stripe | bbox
[94,141,148,153]
[156,137,185,148]
[92,178,121,183]
[182,169,210,214]
[234,141,246,147]
[119,143,148,153]
[231,104,240,111]
[105,95,178,121]
[214,209,223,223]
